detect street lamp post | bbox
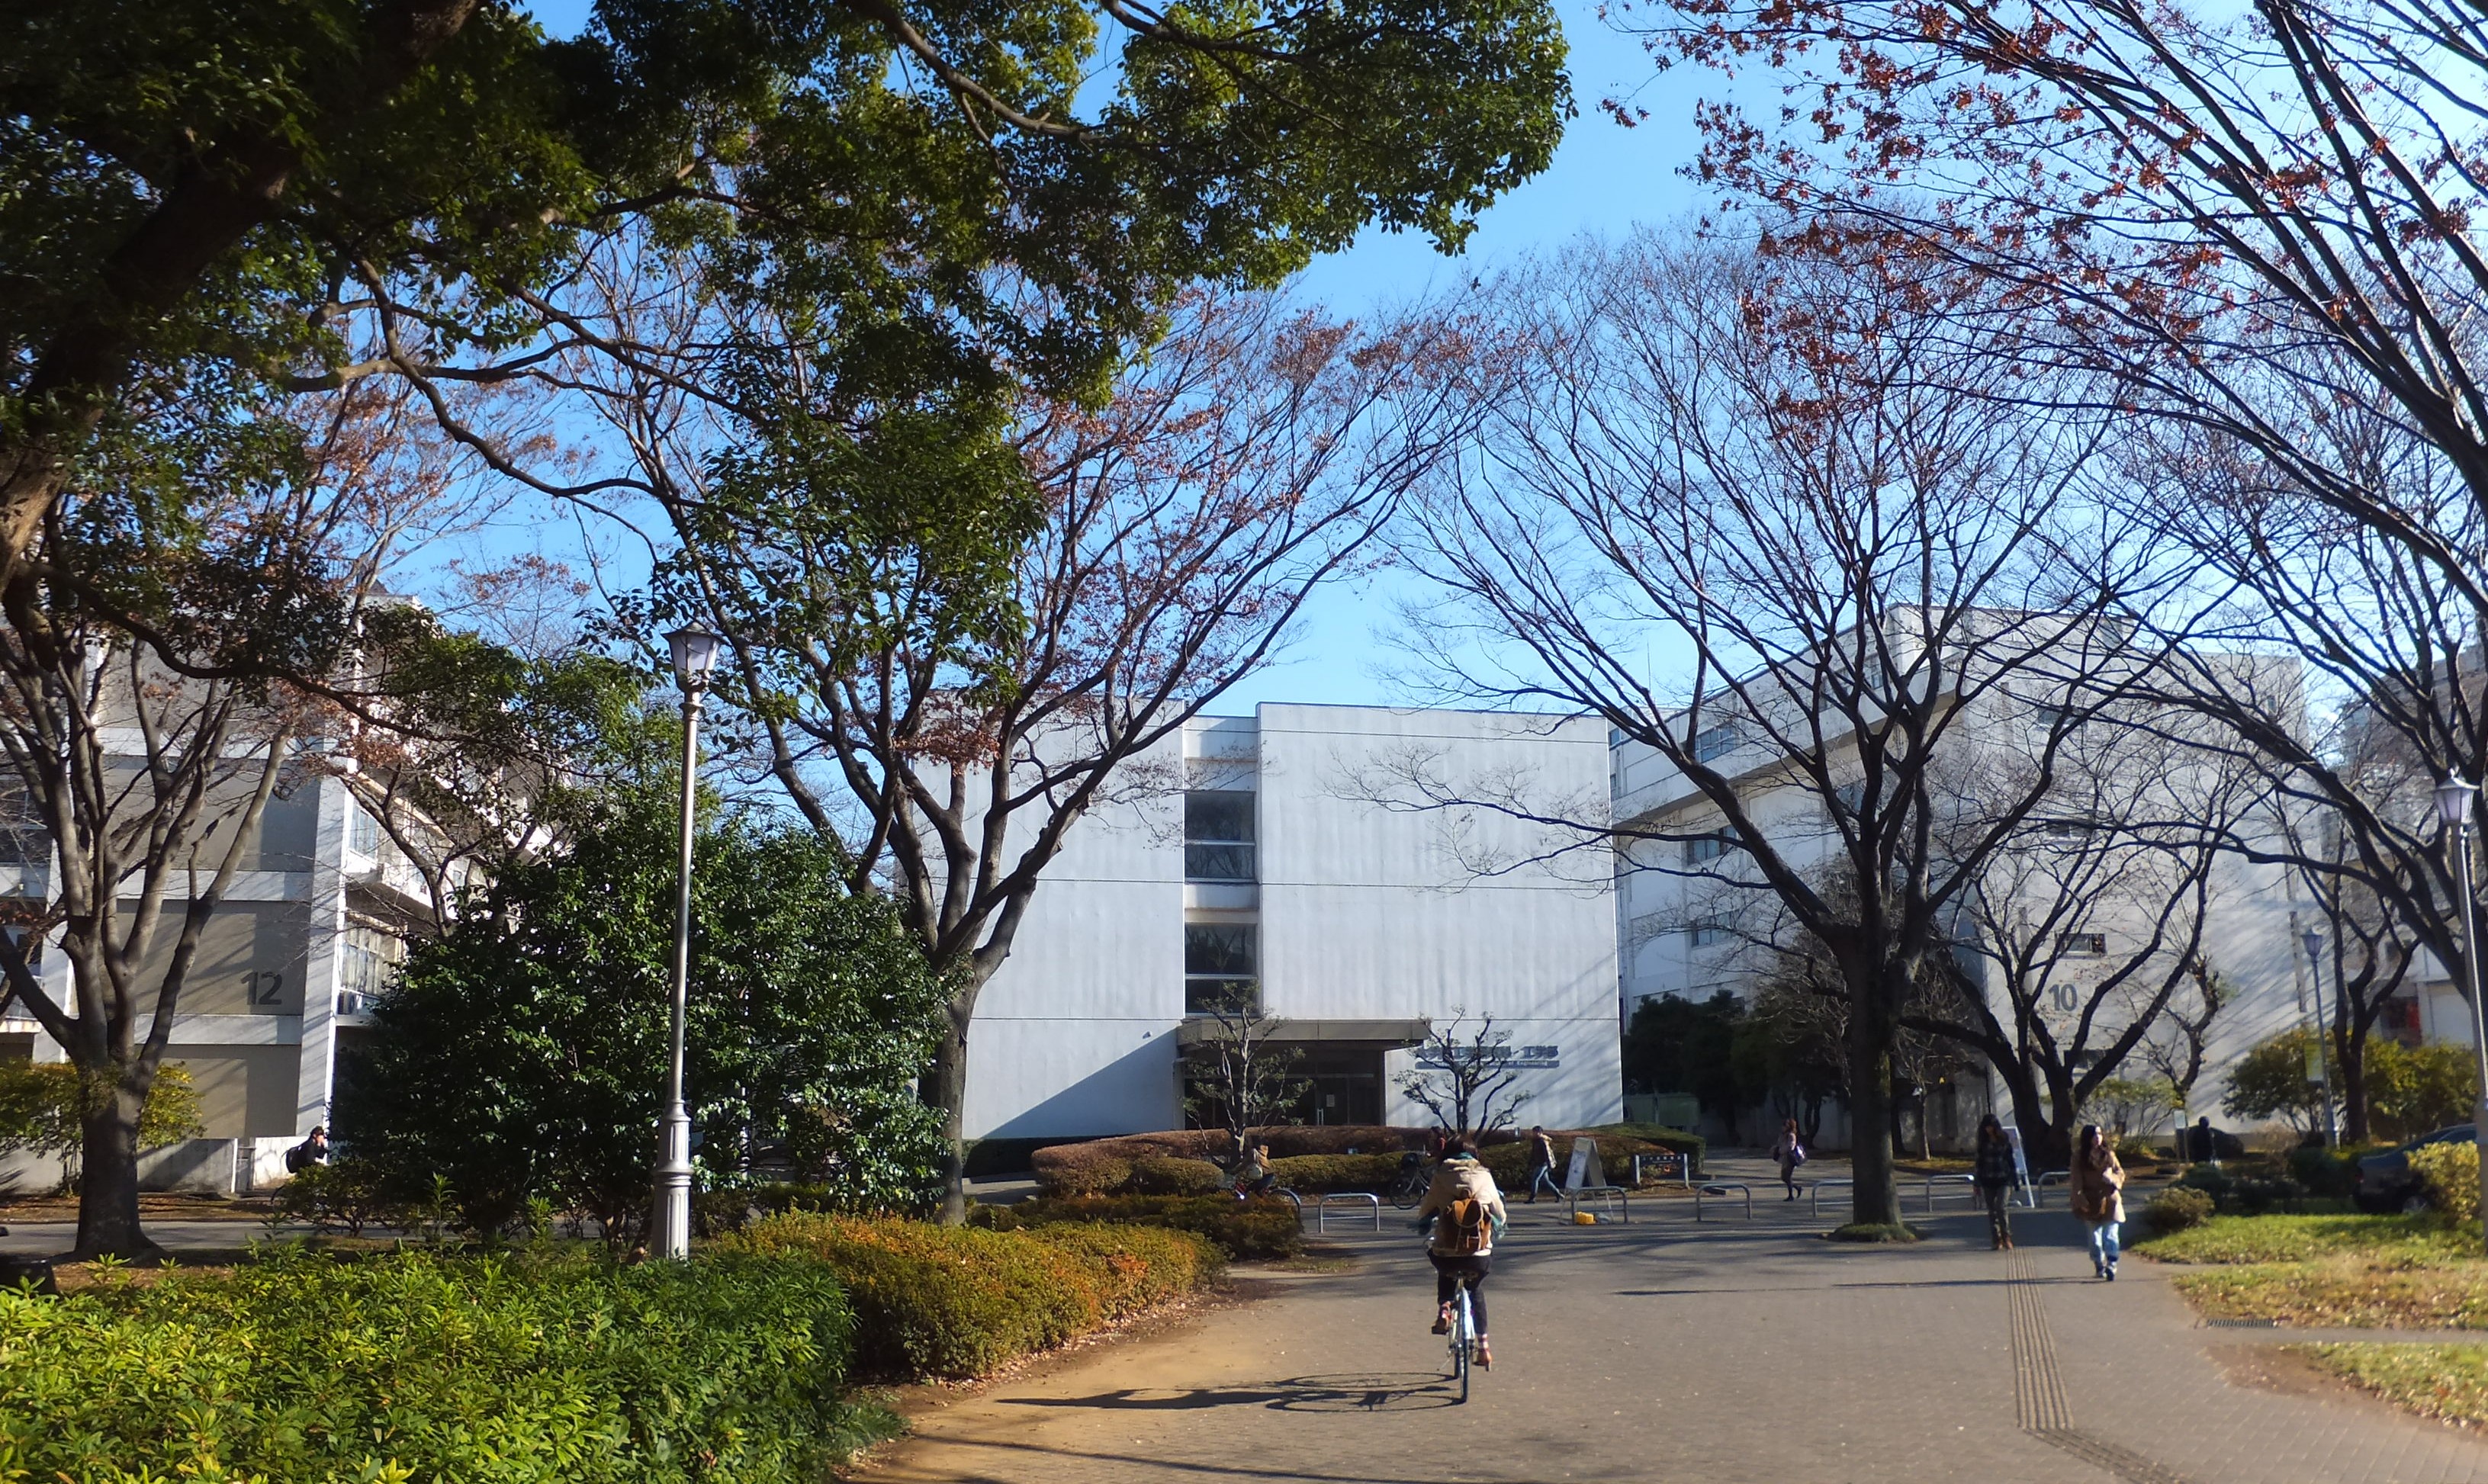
[649,627,722,1260]
[2435,777,2488,1254]
[2298,927,2341,1148]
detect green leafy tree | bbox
[2223,1029,2339,1140]
[1623,992,1753,1129]
[340,789,947,1234]
[2365,1040,2478,1144]
[0,1062,201,1191]
[2,0,1568,593]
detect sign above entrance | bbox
[1416,1043,1559,1069]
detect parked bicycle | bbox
[1387,1151,1430,1209]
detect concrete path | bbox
[865,1201,2488,1484]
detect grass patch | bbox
[2295,1344,2488,1425]
[2136,1214,2471,1265]
[1827,1222,1927,1243]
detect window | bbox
[1834,780,1869,815]
[1689,917,1734,948]
[1684,828,1740,864]
[337,924,398,1015]
[1691,722,1740,763]
[1185,921,1258,1013]
[2058,931,2107,956]
[2033,702,2078,733]
[348,804,382,857]
[0,792,48,868]
[1184,790,1255,882]
[2039,817,2105,838]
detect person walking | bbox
[1523,1125,1564,1203]
[1972,1113,2016,1250]
[1770,1118,1806,1200]
[1413,1139,1507,1368]
[2069,1123,2126,1280]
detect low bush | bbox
[1266,1153,1405,1191]
[2178,1161,2315,1216]
[271,1155,413,1235]
[1031,1127,1416,1194]
[731,1211,1220,1379]
[0,1247,870,1483]
[977,1193,1303,1260]
[1827,1222,1925,1242]
[2143,1187,2216,1235]
[1129,1155,1226,1196]
[2287,1145,2372,1200]
[2410,1140,2481,1221]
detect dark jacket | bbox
[1973,1134,2015,1186]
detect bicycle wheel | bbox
[1451,1289,1471,1403]
[1390,1171,1426,1209]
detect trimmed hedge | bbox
[0,1248,868,1483]
[976,1193,1304,1260]
[2143,1186,2216,1235]
[1033,1124,1707,1196]
[731,1211,1223,1380]
[1268,1153,1406,1191]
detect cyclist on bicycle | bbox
[1412,1138,1506,1368]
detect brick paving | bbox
[865,1200,2488,1483]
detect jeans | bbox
[1432,1253,1490,1333]
[1979,1180,2012,1245]
[1528,1165,1564,1200]
[2085,1219,2121,1271]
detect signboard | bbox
[1416,1044,1561,1069]
[1563,1135,1606,1193]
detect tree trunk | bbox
[1847,994,1903,1227]
[2339,1023,2371,1144]
[921,1008,972,1225]
[73,1073,159,1261]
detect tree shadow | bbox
[1001,1371,1462,1414]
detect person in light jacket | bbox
[1972,1114,2016,1250]
[1524,1126,1563,1203]
[2069,1123,2126,1280]
[1413,1140,1508,1368]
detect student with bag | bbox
[1771,1118,1807,1200]
[1413,1139,1507,1368]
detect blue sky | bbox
[513,0,1715,709]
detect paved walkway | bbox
[866,1200,2488,1484]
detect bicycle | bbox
[1445,1278,1477,1402]
[1387,1152,1431,1209]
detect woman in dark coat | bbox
[1972,1113,2017,1250]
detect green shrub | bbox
[978,1193,1303,1260]
[1030,1127,1424,1193]
[2411,1140,2481,1221]
[1128,1155,1226,1196]
[731,1211,1221,1379]
[2179,1161,2315,1216]
[0,1248,869,1483]
[2143,1187,2216,1235]
[1266,1153,1404,1191]
[272,1155,413,1236]
[2287,1145,2370,1200]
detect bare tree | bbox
[1181,988,1312,1168]
[2142,961,2230,1122]
[625,288,1473,1219]
[1660,0,2488,1045]
[1397,1013,1532,1139]
[1400,230,2165,1226]
[0,381,497,1256]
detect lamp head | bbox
[2437,777,2480,828]
[2302,927,2322,962]
[665,628,722,689]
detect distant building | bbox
[963,703,1622,1139]
[0,772,436,1188]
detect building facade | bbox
[0,769,427,1185]
[962,703,1622,1139]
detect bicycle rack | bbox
[1922,1174,1979,1212]
[1809,1177,1854,1216]
[1316,1191,1382,1233]
[1567,1186,1630,1223]
[1694,1182,1753,1221]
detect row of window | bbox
[1185,790,1255,883]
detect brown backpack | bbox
[1442,1194,1489,1254]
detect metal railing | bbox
[1567,1186,1630,1223]
[1921,1174,1979,1213]
[1808,1177,1853,1216]
[2030,1170,2071,1207]
[1695,1182,1753,1221]
[1314,1191,1382,1233]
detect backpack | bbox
[283,1143,306,1174]
[1442,1194,1490,1254]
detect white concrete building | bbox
[962,703,1622,1139]
[1610,641,2347,1148]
